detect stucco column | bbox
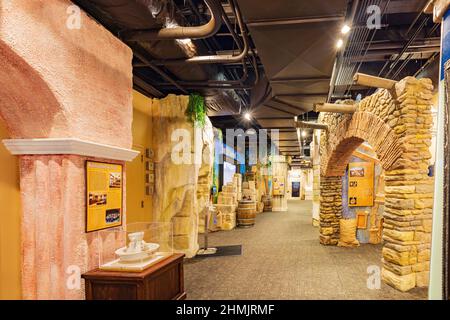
[19,155,114,299]
[3,140,138,299]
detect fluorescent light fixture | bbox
[336,39,344,49]
[341,24,351,34]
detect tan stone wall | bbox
[318,77,434,291]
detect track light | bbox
[341,24,351,34]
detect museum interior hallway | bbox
[185,200,428,300]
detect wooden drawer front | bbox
[91,282,138,300]
[145,264,181,300]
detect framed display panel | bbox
[272,176,285,196]
[86,161,123,232]
[348,162,374,207]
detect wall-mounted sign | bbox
[272,176,285,196]
[348,162,374,207]
[86,161,123,232]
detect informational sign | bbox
[272,176,285,196]
[348,162,374,207]
[86,161,123,232]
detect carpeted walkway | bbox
[184,200,428,300]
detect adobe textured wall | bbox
[0,0,133,299]
[319,77,434,291]
[0,0,133,148]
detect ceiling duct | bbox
[122,0,222,41]
[150,0,249,65]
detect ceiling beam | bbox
[271,77,330,84]
[246,15,344,27]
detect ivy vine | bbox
[186,93,206,128]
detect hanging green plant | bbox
[186,93,206,127]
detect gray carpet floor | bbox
[184,200,428,300]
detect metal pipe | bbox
[122,0,222,41]
[246,14,343,27]
[151,0,249,65]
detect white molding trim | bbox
[2,138,139,162]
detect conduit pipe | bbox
[151,0,249,65]
[123,0,222,41]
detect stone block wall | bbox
[318,77,434,291]
[319,176,342,245]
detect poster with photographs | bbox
[348,162,374,207]
[86,161,123,232]
[272,176,286,196]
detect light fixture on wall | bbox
[301,130,307,138]
[244,112,252,121]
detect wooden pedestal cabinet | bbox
[82,253,186,300]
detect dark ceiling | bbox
[73,0,439,160]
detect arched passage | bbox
[319,77,434,292]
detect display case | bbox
[97,222,173,272]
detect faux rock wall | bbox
[152,95,214,258]
[319,77,434,291]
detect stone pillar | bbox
[319,176,342,245]
[381,78,434,291]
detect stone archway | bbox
[318,77,434,291]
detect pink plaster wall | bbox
[0,0,134,299]
[0,0,133,148]
[20,155,126,299]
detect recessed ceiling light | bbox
[341,24,351,34]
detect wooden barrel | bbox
[262,195,272,212]
[237,200,256,227]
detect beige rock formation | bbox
[152,95,214,258]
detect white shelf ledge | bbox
[2,138,139,162]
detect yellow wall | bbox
[126,91,153,224]
[0,121,21,299]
